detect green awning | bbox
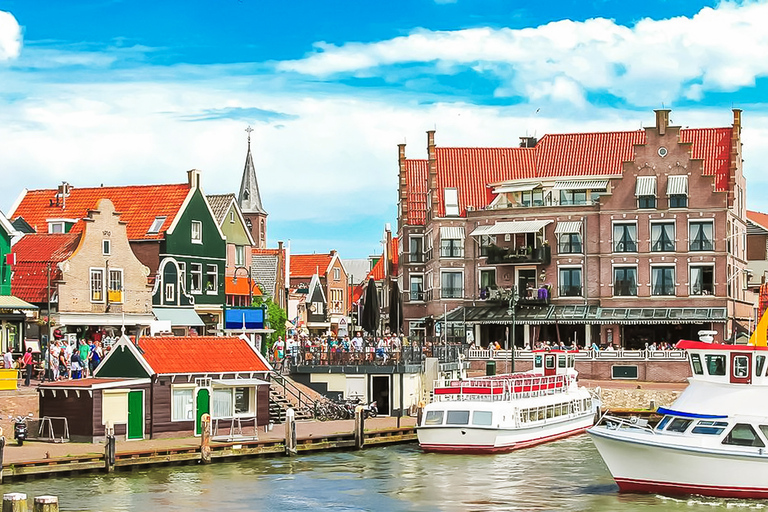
[152,307,205,327]
[0,295,38,311]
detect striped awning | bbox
[667,175,688,195]
[440,226,465,240]
[0,295,38,311]
[554,221,582,234]
[553,180,609,191]
[493,182,541,194]
[635,176,657,197]
[470,219,552,236]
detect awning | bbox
[440,226,465,239]
[636,176,657,196]
[470,219,552,236]
[554,221,582,234]
[57,312,156,326]
[493,182,541,194]
[667,175,688,195]
[0,295,38,311]
[212,378,270,387]
[152,307,205,327]
[553,180,609,191]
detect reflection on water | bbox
[7,436,768,511]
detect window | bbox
[445,410,470,425]
[479,235,496,257]
[148,216,166,234]
[757,355,766,377]
[205,264,217,292]
[171,388,194,421]
[723,424,765,447]
[229,210,235,223]
[48,222,65,234]
[613,267,637,296]
[234,387,251,415]
[559,189,587,206]
[667,175,688,208]
[444,188,460,216]
[190,263,203,293]
[690,266,714,295]
[670,195,688,208]
[651,223,675,252]
[520,189,544,207]
[559,268,582,297]
[235,245,245,266]
[692,420,728,435]
[689,221,714,251]
[165,283,175,302]
[409,236,424,263]
[213,388,233,418]
[472,411,493,426]
[90,269,104,302]
[108,269,123,303]
[636,176,657,209]
[613,223,637,252]
[191,220,202,244]
[102,240,111,255]
[733,356,749,378]
[656,416,672,431]
[334,268,341,281]
[666,418,692,433]
[410,275,424,301]
[559,233,582,254]
[638,195,656,209]
[441,238,463,258]
[651,266,675,296]
[178,262,186,290]
[690,354,704,375]
[706,355,726,376]
[441,271,463,299]
[480,269,496,290]
[424,410,444,425]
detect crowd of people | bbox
[2,336,109,386]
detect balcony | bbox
[485,244,551,265]
[482,286,550,306]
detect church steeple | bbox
[238,126,268,248]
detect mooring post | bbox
[2,493,28,512]
[416,400,425,427]
[354,405,365,450]
[104,423,116,473]
[200,413,212,464]
[32,496,58,512]
[0,430,5,484]
[284,408,296,455]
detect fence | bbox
[466,348,687,361]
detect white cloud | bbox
[0,10,21,61]
[278,2,768,105]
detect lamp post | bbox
[232,266,253,307]
[506,286,519,374]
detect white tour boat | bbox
[417,351,600,454]
[589,333,768,498]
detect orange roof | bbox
[12,184,191,240]
[224,276,263,296]
[253,248,284,256]
[290,253,333,278]
[535,131,643,178]
[11,234,81,302]
[405,159,428,225]
[748,210,768,231]
[138,336,270,374]
[390,236,399,269]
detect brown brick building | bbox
[397,109,751,349]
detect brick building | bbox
[397,109,751,349]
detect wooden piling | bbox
[200,414,212,464]
[104,426,116,473]
[0,432,5,484]
[32,496,58,512]
[354,406,365,450]
[2,493,27,512]
[285,409,297,455]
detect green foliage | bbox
[252,293,286,355]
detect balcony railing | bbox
[407,253,425,264]
[485,244,551,265]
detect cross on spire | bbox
[245,125,254,147]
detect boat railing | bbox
[599,413,657,435]
[466,349,687,361]
[432,373,574,401]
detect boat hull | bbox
[589,427,768,498]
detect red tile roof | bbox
[748,210,768,231]
[12,184,191,240]
[408,125,735,218]
[137,336,270,374]
[253,248,284,256]
[11,234,81,302]
[290,253,333,278]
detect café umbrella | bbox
[389,281,403,335]
[360,277,380,337]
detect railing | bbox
[270,373,318,415]
[432,373,572,401]
[287,341,468,368]
[466,348,687,361]
[485,245,551,265]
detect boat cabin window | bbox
[723,424,765,447]
[558,356,566,368]
[733,356,749,379]
[705,355,726,376]
[656,416,672,431]
[568,356,575,368]
[691,420,729,435]
[446,410,470,425]
[666,418,693,433]
[535,355,543,369]
[690,354,704,375]
[473,411,493,426]
[757,356,766,377]
[758,425,768,439]
[424,410,444,426]
[545,356,556,369]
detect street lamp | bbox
[506,286,519,373]
[232,266,253,307]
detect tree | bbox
[252,293,286,356]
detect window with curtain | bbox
[213,389,233,418]
[441,271,463,298]
[559,268,582,296]
[410,275,424,301]
[651,223,675,252]
[441,238,464,258]
[652,267,675,296]
[690,266,714,295]
[235,245,245,266]
[614,267,637,296]
[190,263,202,293]
[613,224,637,252]
[172,388,194,421]
[409,237,424,263]
[689,221,714,251]
[559,233,582,254]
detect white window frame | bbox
[689,220,715,252]
[205,264,218,294]
[558,266,583,297]
[409,274,424,302]
[334,267,341,281]
[165,282,175,303]
[90,268,105,303]
[689,264,715,296]
[148,216,166,234]
[650,221,676,253]
[444,188,460,216]
[612,221,638,253]
[234,245,245,266]
[190,263,203,294]
[178,262,186,291]
[108,268,124,303]
[191,220,203,244]
[48,222,65,234]
[440,270,464,299]
[229,210,235,223]
[102,239,111,256]
[171,385,195,422]
[651,265,676,297]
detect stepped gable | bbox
[11,233,81,302]
[137,336,270,374]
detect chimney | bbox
[733,108,742,137]
[397,143,408,226]
[427,130,437,219]
[654,109,671,135]
[519,136,537,148]
[187,169,201,189]
[729,108,743,208]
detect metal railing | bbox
[466,348,687,361]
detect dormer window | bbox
[444,188,459,216]
[148,216,166,234]
[191,220,202,244]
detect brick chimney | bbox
[187,169,202,189]
[427,130,437,219]
[398,143,408,227]
[654,109,671,136]
[728,108,743,208]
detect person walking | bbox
[3,347,13,369]
[22,347,34,386]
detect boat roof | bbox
[675,340,768,352]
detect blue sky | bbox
[1,0,768,258]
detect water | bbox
[6,436,768,511]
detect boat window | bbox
[545,356,555,369]
[733,356,749,378]
[758,425,768,439]
[692,420,728,435]
[546,405,555,419]
[568,356,575,368]
[446,410,470,425]
[690,354,704,375]
[656,416,672,431]
[424,410,444,426]
[535,355,543,368]
[473,411,493,426]
[705,355,726,376]
[558,356,566,368]
[757,356,766,377]
[666,418,693,433]
[723,424,765,447]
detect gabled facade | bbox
[398,109,750,349]
[289,251,349,335]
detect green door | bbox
[127,391,144,440]
[195,388,210,436]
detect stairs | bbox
[269,380,315,423]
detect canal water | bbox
[7,436,766,511]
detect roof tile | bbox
[290,254,333,278]
[11,234,81,302]
[138,336,270,374]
